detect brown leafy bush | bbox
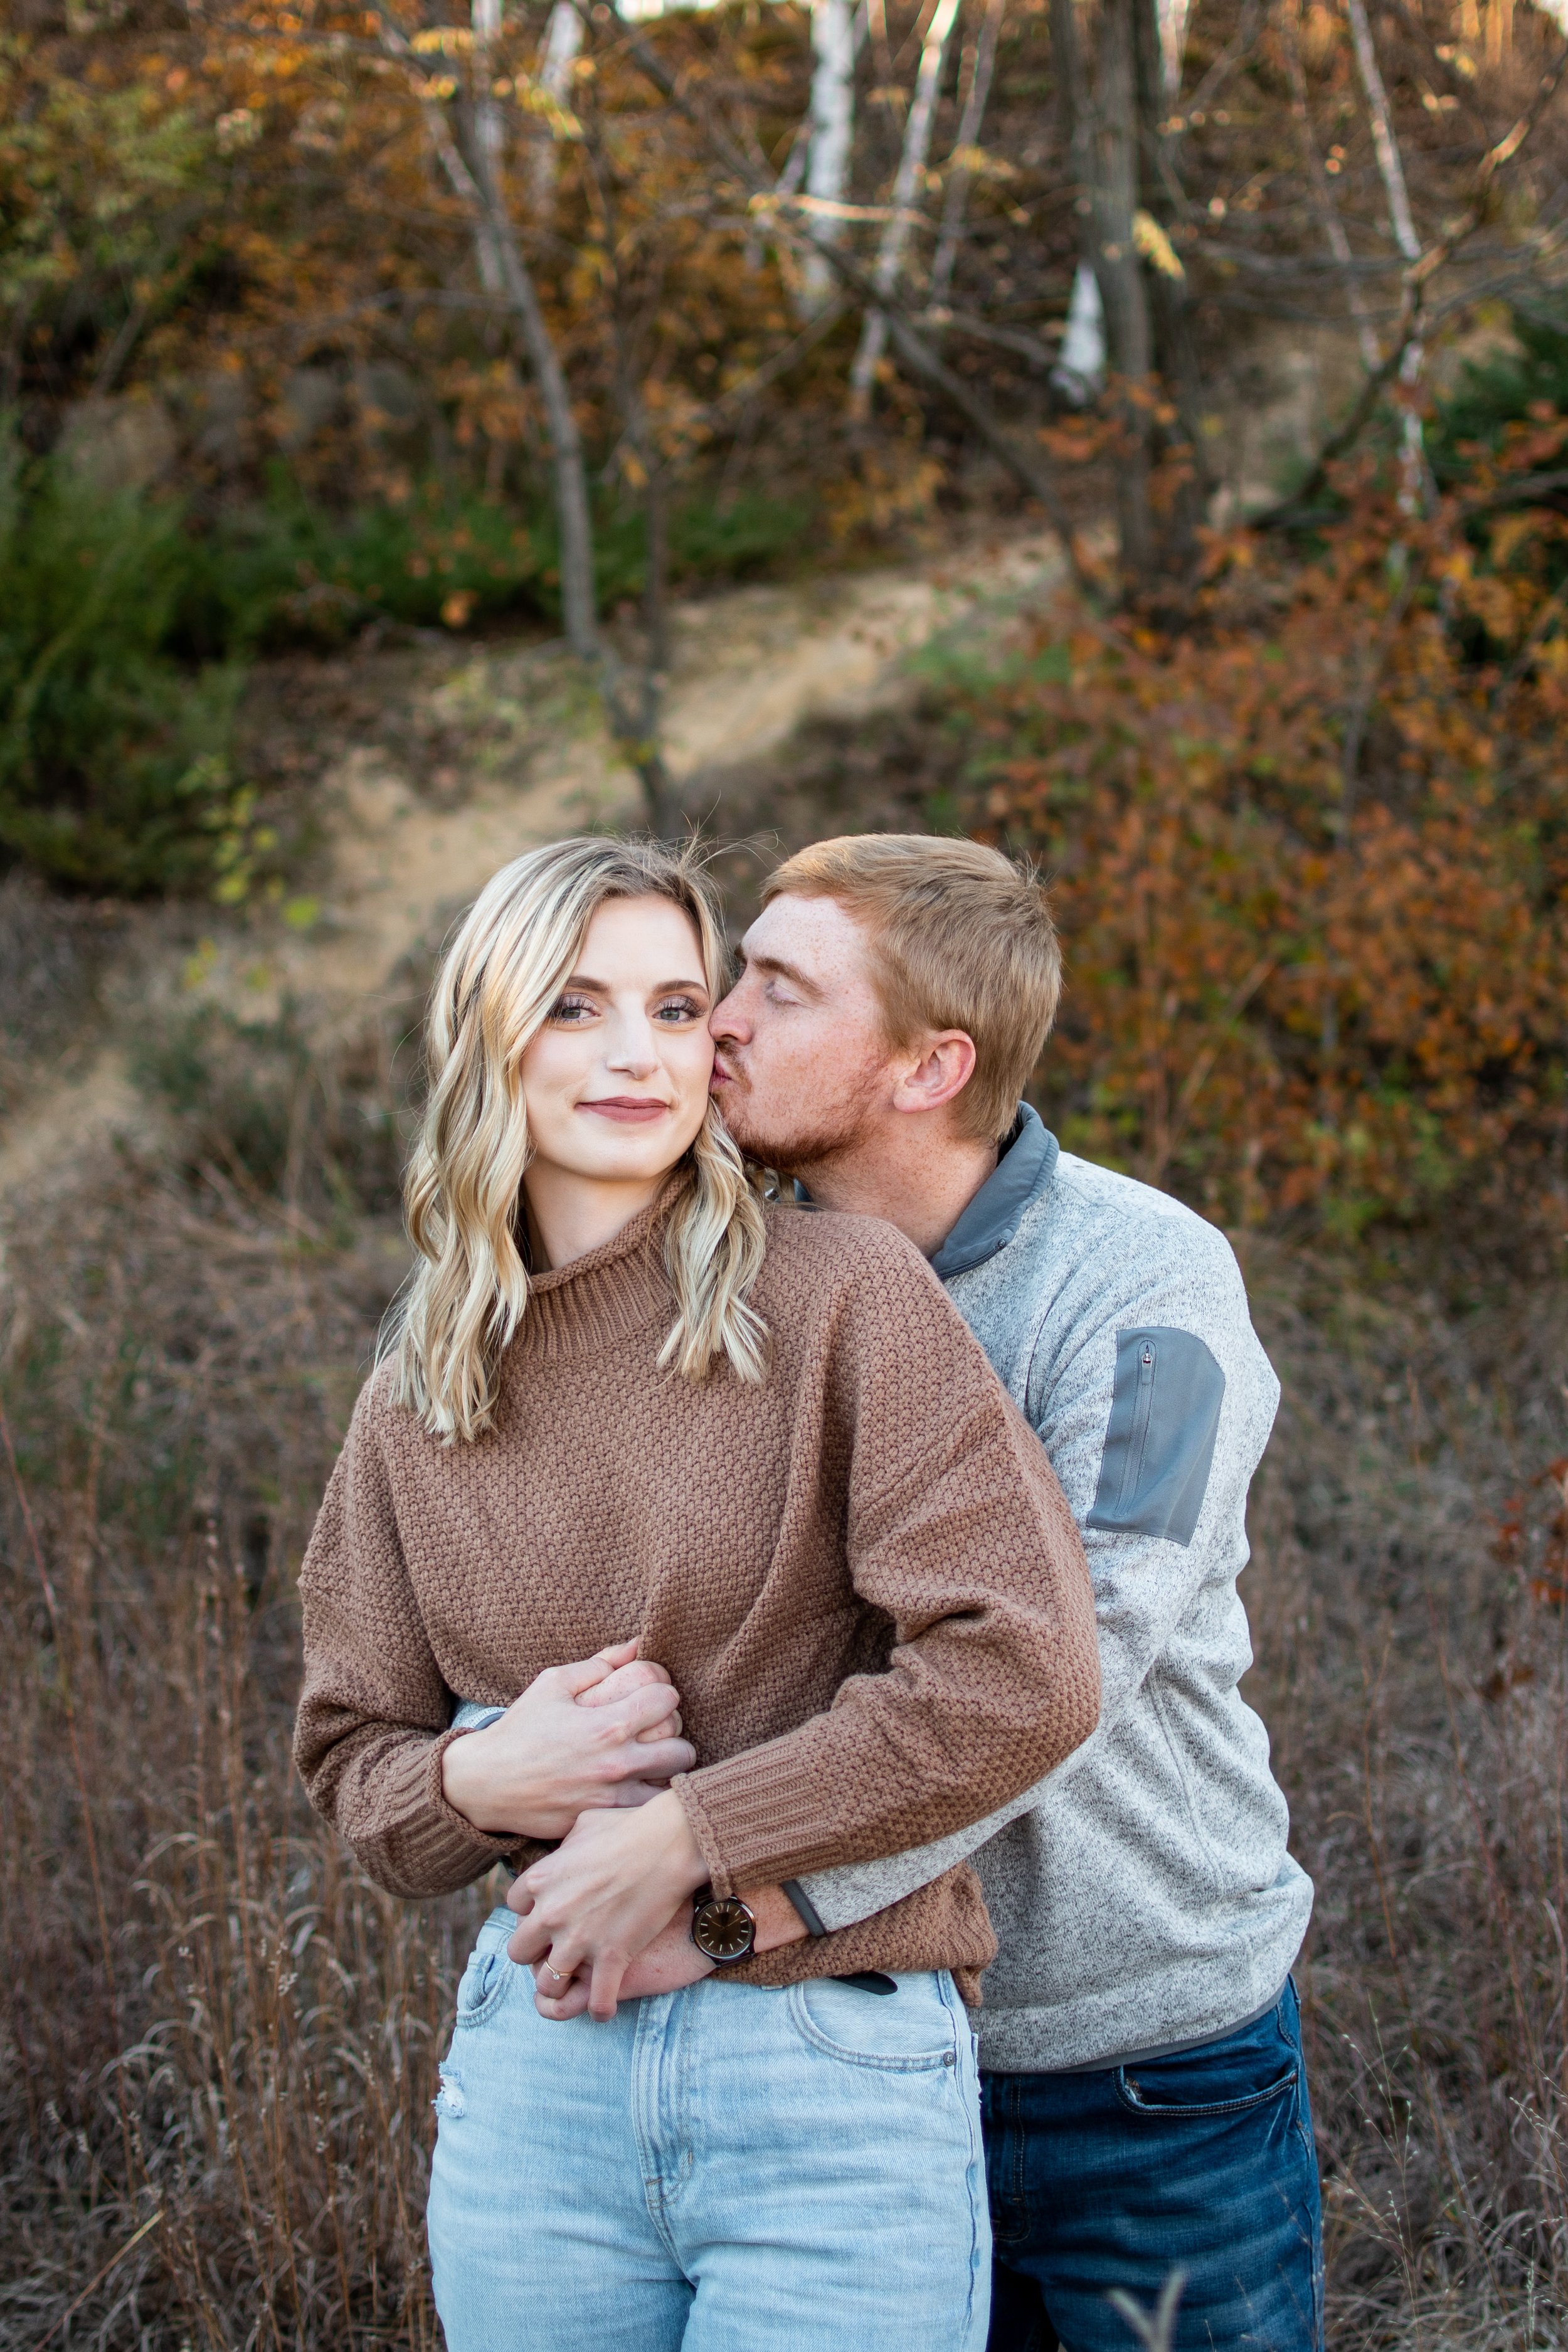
[968,442,1568,1236]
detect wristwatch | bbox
[690,1885,757,1965]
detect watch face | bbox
[693,1895,755,1963]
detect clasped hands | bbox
[441,1640,802,2023]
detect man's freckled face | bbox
[708,895,891,1170]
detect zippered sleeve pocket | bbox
[1086,1327,1226,1547]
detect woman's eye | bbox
[654,997,704,1024]
[549,994,595,1022]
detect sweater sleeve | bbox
[793,1202,1281,1934]
[292,1379,520,1898]
[673,1228,1101,1894]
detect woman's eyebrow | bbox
[558,972,709,994]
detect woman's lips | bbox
[578,1097,671,1123]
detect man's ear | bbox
[889,1032,978,1118]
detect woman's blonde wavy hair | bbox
[390,837,768,1443]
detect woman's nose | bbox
[605,1016,659,1075]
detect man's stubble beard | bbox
[717,1061,883,1182]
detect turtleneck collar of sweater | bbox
[511,1171,687,1362]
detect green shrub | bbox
[1433,305,1568,473]
[183,475,552,652]
[0,429,246,894]
[183,477,811,652]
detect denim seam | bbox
[941,1971,987,2349]
[629,1994,686,2260]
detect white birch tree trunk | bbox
[849,0,962,406]
[1051,259,1106,402]
[470,0,506,289]
[930,0,1005,310]
[1156,0,1190,99]
[799,0,858,314]
[1345,0,1426,502]
[531,1,583,215]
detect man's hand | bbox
[505,1789,709,2018]
[523,1882,812,2020]
[529,1903,716,2020]
[440,1641,695,1841]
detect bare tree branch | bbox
[1251,36,1568,529]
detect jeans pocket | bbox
[453,1909,518,2030]
[788,1972,961,2072]
[1115,2058,1299,2120]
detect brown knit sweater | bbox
[294,1192,1098,1994]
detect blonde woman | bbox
[294,837,1098,2352]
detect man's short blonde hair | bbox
[762,834,1061,1143]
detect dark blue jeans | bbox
[982,1981,1323,2352]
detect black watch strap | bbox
[781,1879,827,1937]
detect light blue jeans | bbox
[427,1907,991,2352]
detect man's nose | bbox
[709,986,747,1041]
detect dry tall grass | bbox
[1,1008,1564,2349]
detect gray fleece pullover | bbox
[793,1108,1313,2074]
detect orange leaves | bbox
[968,477,1568,1229]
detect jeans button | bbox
[943,2051,956,2067]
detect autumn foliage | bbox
[969,430,1568,1232]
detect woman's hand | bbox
[504,1789,709,2018]
[440,1641,696,1841]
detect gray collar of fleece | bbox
[794,1101,1059,1283]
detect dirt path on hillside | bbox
[0,527,1064,1206]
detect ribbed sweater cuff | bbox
[371,1727,517,1891]
[675,1737,839,1895]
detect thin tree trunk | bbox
[1049,0,1098,398]
[359,8,599,636]
[427,93,600,659]
[800,0,858,313]
[1087,0,1155,580]
[1156,0,1190,98]
[1051,260,1106,402]
[930,0,1006,310]
[1345,0,1426,504]
[1283,0,1380,372]
[531,1,583,216]
[1132,0,1207,553]
[849,0,962,408]
[462,0,506,292]
[581,118,681,832]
